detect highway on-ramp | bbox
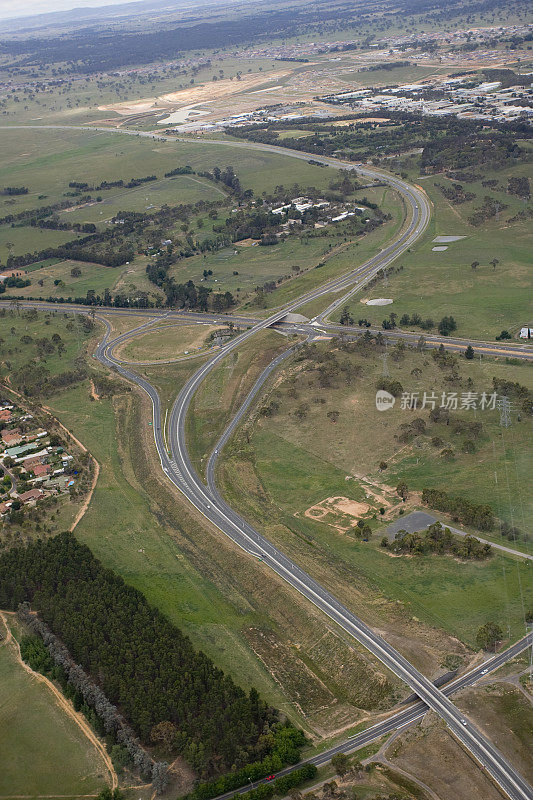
[90,155,532,800]
[8,124,529,799]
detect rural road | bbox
[3,125,531,800]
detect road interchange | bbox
[89,158,532,799]
[2,125,531,799]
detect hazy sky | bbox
[0,0,141,22]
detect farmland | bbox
[0,613,109,798]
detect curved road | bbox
[4,125,531,799]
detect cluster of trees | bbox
[0,533,288,779]
[11,361,87,397]
[421,488,494,531]
[361,60,411,71]
[376,378,404,397]
[186,725,308,800]
[380,312,455,334]
[468,195,509,226]
[0,7,335,73]
[476,621,503,652]
[507,176,530,200]
[420,132,525,173]
[193,763,318,800]
[1,186,28,195]
[0,198,75,227]
[198,165,246,197]
[146,250,235,311]
[229,113,530,171]
[5,227,135,270]
[382,521,491,559]
[296,343,362,390]
[68,175,156,192]
[18,605,165,786]
[437,315,457,336]
[31,216,97,233]
[398,312,435,331]
[492,376,532,414]
[164,165,194,178]
[435,182,475,205]
[432,343,458,370]
[0,276,31,293]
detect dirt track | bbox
[0,611,117,791]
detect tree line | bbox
[0,532,298,780]
[382,521,492,559]
[421,488,494,531]
[18,605,167,788]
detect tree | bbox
[396,481,409,501]
[438,316,457,336]
[490,258,499,270]
[464,345,475,359]
[470,261,479,270]
[331,753,350,777]
[151,721,178,754]
[151,761,170,794]
[476,622,502,652]
[339,307,354,326]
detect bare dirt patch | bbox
[385,714,502,800]
[303,495,370,531]
[99,70,291,117]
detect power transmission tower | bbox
[498,396,511,428]
[382,267,388,286]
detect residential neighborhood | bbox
[0,398,79,519]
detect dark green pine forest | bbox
[0,533,305,779]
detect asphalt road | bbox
[92,177,532,800]
[3,300,532,364]
[99,313,533,800]
[214,632,533,800]
[7,125,530,799]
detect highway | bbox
[214,632,533,800]
[98,310,533,800]
[90,156,532,800]
[4,124,531,798]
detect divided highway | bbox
[91,164,532,800]
[3,125,531,799]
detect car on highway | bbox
[266,775,276,781]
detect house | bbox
[519,326,533,339]
[22,456,44,471]
[0,501,12,515]
[32,464,51,478]
[17,488,44,505]
[0,409,12,422]
[1,428,22,446]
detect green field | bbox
[47,375,401,735]
[216,342,533,647]
[0,127,339,229]
[118,321,221,361]
[338,64,446,87]
[0,616,108,798]
[3,259,134,300]
[0,306,92,378]
[332,162,533,340]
